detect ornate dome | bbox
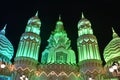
[77,13,91,29]
[0,25,14,63]
[104,28,120,63]
[25,11,41,35]
[41,16,76,64]
[27,11,41,28]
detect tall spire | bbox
[81,12,85,19]
[35,11,39,17]
[0,24,7,35]
[112,27,119,38]
[41,16,76,64]
[77,13,101,62]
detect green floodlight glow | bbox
[77,14,101,62]
[104,28,120,63]
[25,23,40,35]
[56,14,63,25]
[41,18,76,64]
[15,13,41,61]
[56,21,63,25]
[25,11,41,35]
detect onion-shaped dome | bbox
[104,28,120,63]
[77,13,91,29]
[0,25,14,63]
[27,11,41,28]
[25,11,41,35]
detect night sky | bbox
[0,0,120,64]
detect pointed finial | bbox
[59,14,61,20]
[56,14,63,25]
[0,24,7,35]
[3,24,7,30]
[81,12,85,19]
[112,27,115,33]
[112,27,119,38]
[35,11,39,16]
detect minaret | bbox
[0,25,14,79]
[15,11,41,60]
[77,13,103,79]
[41,15,76,64]
[0,24,14,62]
[77,13,101,62]
[13,12,41,80]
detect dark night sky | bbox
[0,0,120,64]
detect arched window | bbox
[56,51,67,64]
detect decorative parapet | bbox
[35,64,80,79]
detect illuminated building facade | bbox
[0,12,120,80]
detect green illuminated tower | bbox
[41,15,76,64]
[0,25,14,80]
[15,11,41,60]
[77,13,103,80]
[104,28,120,79]
[39,16,79,80]
[13,12,41,80]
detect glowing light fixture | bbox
[89,77,93,80]
[20,75,28,80]
[109,67,114,72]
[109,62,119,73]
[113,65,118,70]
[0,63,6,68]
